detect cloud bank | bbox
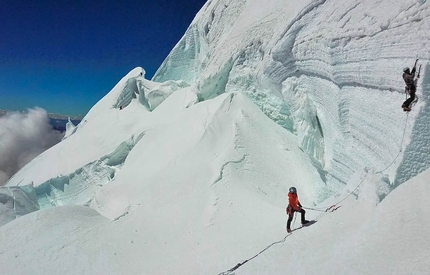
[0,108,64,186]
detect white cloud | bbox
[0,108,64,186]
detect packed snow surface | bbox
[1,0,430,274]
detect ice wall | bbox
[34,135,142,209]
[394,63,430,187]
[114,72,191,111]
[0,185,39,227]
[153,0,430,191]
[153,25,206,83]
[0,134,143,226]
[113,78,141,110]
[63,117,77,139]
[266,0,430,189]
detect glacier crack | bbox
[218,234,292,275]
[211,154,247,187]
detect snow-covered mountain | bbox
[1,0,430,274]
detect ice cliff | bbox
[154,0,430,190]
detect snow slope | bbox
[1,0,430,274]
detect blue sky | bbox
[0,0,207,116]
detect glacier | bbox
[1,0,430,274]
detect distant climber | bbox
[119,106,123,110]
[286,187,309,233]
[401,59,419,112]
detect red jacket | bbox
[286,192,301,215]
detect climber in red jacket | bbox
[286,187,309,233]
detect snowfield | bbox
[1,0,430,274]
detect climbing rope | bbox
[303,204,342,213]
[303,175,366,214]
[376,111,409,174]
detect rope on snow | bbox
[303,177,365,213]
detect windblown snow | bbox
[1,0,430,274]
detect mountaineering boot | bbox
[403,106,411,112]
[287,228,292,233]
[302,220,309,225]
